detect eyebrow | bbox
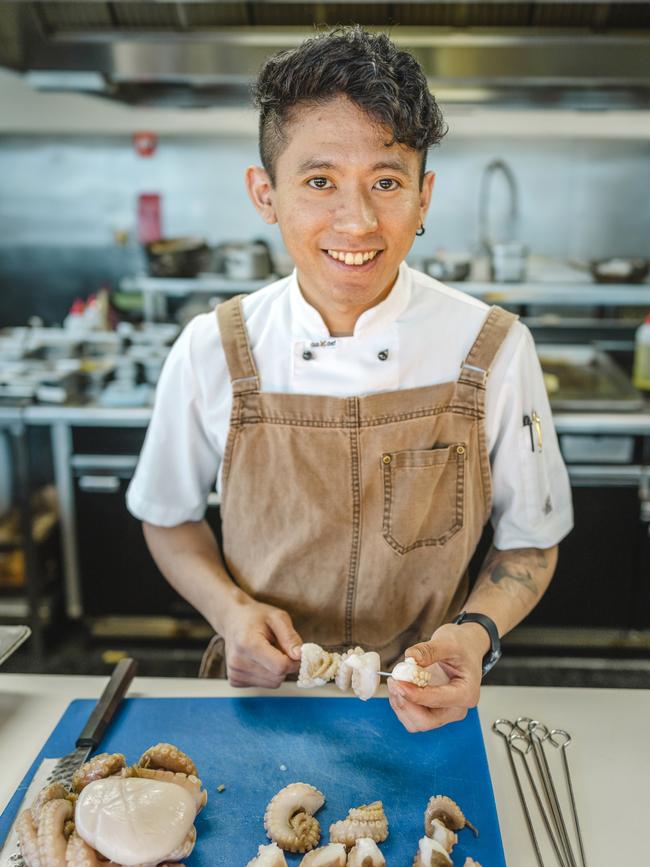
[296,158,411,176]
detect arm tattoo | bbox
[484,547,543,597]
[490,562,538,595]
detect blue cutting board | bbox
[0,697,505,866]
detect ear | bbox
[419,171,436,224]
[245,165,278,225]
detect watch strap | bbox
[452,611,502,677]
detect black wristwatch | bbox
[452,611,501,677]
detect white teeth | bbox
[326,250,378,265]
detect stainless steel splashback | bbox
[1,1,649,108]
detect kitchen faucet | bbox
[478,158,520,253]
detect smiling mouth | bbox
[323,249,383,267]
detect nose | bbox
[331,185,379,236]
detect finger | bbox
[390,676,478,710]
[389,687,467,732]
[406,635,460,668]
[267,610,303,663]
[238,635,295,679]
[227,665,284,690]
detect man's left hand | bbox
[386,623,487,732]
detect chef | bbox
[127,26,573,731]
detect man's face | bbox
[246,95,435,329]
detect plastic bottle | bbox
[63,298,86,331]
[632,313,650,391]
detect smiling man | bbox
[127,26,573,731]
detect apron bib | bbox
[200,297,516,677]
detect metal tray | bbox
[537,344,645,412]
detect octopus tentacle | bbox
[347,652,381,701]
[137,743,197,778]
[298,645,340,688]
[347,837,386,866]
[299,843,347,866]
[71,754,126,793]
[428,818,457,853]
[329,801,388,846]
[36,798,73,867]
[31,784,72,826]
[129,766,207,812]
[246,842,288,867]
[412,836,452,867]
[65,832,119,867]
[390,657,432,688]
[335,647,364,692]
[264,782,325,853]
[424,795,478,837]
[16,809,42,867]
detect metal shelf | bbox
[119,274,273,296]
[450,282,650,307]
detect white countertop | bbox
[0,675,647,865]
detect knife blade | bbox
[0,656,137,864]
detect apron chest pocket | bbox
[381,443,466,554]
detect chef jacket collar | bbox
[289,260,412,340]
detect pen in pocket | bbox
[523,414,535,452]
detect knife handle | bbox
[76,657,138,749]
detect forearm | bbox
[142,519,252,636]
[460,544,559,650]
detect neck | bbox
[297,270,399,336]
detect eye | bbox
[307,177,333,189]
[376,178,400,191]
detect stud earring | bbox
[416,224,425,236]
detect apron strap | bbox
[458,305,519,387]
[216,295,260,396]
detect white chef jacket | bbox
[127,261,573,550]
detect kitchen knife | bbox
[0,656,137,862]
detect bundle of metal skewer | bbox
[492,718,587,867]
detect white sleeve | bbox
[486,323,574,550]
[126,315,224,526]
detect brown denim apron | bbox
[199,296,517,677]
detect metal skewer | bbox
[529,721,577,867]
[508,731,569,867]
[492,719,545,867]
[550,730,587,867]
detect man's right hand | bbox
[222,599,303,688]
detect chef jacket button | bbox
[382,454,392,464]
[456,445,466,455]
[302,350,314,360]
[377,349,389,361]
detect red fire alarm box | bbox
[133,131,157,157]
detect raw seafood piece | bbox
[71,753,126,793]
[335,647,364,691]
[299,842,347,866]
[463,860,482,866]
[137,742,198,777]
[74,777,197,867]
[347,836,386,866]
[129,765,208,812]
[424,795,479,837]
[329,801,388,846]
[264,782,325,853]
[246,842,289,866]
[346,651,381,701]
[412,836,453,866]
[390,657,432,687]
[298,644,341,688]
[428,818,457,852]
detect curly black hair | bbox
[251,25,447,189]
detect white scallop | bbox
[75,776,196,867]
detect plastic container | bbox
[632,313,650,391]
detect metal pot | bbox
[144,237,213,278]
[219,241,273,281]
[423,257,471,282]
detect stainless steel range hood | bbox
[2,1,650,109]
